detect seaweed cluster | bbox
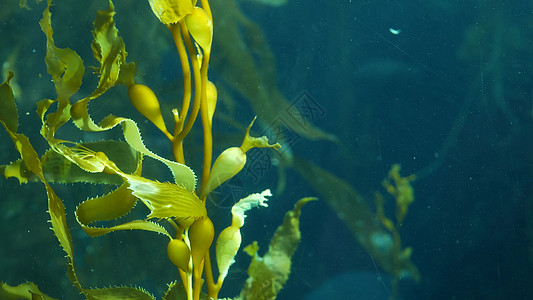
[0,0,314,299]
[0,0,420,299]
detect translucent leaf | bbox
[123,174,206,220]
[41,141,139,184]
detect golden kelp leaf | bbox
[1,123,82,294]
[2,159,35,184]
[240,197,315,300]
[90,0,136,96]
[123,174,206,220]
[148,0,194,24]
[41,141,139,184]
[0,71,17,132]
[76,183,137,224]
[1,127,44,180]
[39,0,84,103]
[44,182,75,264]
[36,98,55,122]
[84,286,155,300]
[75,183,172,238]
[0,281,56,300]
[80,217,173,238]
[70,0,135,126]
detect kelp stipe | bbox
[0,0,313,299]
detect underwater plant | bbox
[0,0,315,299]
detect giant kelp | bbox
[0,0,423,299]
[0,0,313,299]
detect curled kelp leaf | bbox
[240,197,315,300]
[74,176,172,239]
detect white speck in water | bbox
[389,28,401,35]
